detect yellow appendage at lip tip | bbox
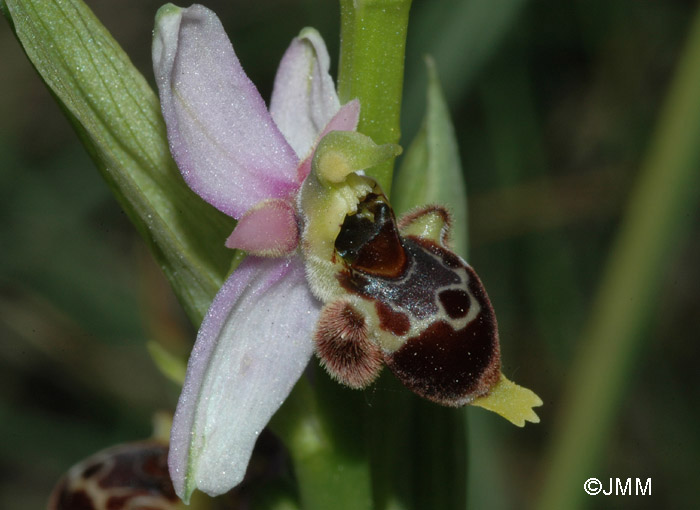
[471,373,543,427]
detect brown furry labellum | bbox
[314,190,502,407]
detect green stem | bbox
[274,3,414,509]
[273,1,415,505]
[270,372,373,510]
[337,0,412,194]
[535,8,700,510]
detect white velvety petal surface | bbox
[270,28,340,159]
[153,4,299,219]
[168,256,319,499]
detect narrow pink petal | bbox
[225,199,299,256]
[168,257,319,500]
[153,5,299,219]
[322,99,360,134]
[270,28,340,159]
[296,99,361,182]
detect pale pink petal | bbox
[270,28,341,159]
[168,257,319,501]
[321,99,360,134]
[153,4,299,219]
[296,99,361,182]
[225,199,299,256]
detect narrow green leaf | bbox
[536,6,700,510]
[147,341,186,386]
[2,0,235,325]
[393,57,469,258]
[337,0,413,194]
[402,0,529,141]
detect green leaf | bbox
[2,0,235,325]
[147,341,186,386]
[393,57,469,258]
[402,0,529,141]
[536,6,700,510]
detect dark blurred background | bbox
[1,0,698,508]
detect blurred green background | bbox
[1,0,698,509]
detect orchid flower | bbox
[152,3,365,501]
[153,2,541,504]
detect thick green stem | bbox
[270,372,373,510]
[272,4,414,506]
[280,2,417,509]
[535,8,700,510]
[337,0,412,194]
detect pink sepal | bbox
[153,4,299,219]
